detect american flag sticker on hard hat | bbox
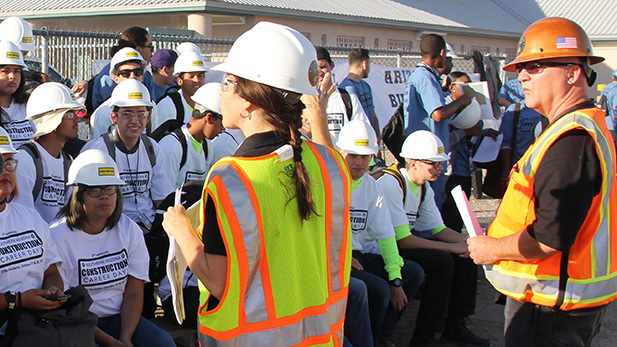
[556,37,577,49]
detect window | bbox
[387,39,412,51]
[337,36,365,48]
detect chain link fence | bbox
[29,28,504,84]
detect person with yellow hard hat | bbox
[468,17,617,346]
[162,22,351,346]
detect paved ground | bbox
[391,195,617,347]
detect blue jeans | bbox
[344,277,373,347]
[96,314,175,347]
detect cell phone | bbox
[43,294,71,301]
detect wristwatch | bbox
[4,291,16,309]
[389,278,403,287]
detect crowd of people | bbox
[0,13,616,347]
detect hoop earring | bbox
[239,110,251,119]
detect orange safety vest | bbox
[197,141,352,346]
[486,107,617,311]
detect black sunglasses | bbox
[117,68,144,78]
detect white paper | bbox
[451,185,492,271]
[166,188,188,324]
[472,134,503,163]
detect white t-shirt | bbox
[210,129,244,163]
[0,203,62,334]
[1,102,35,148]
[90,99,160,140]
[152,90,192,131]
[82,132,174,225]
[159,125,215,188]
[350,174,395,252]
[327,89,367,146]
[50,215,150,317]
[14,141,72,223]
[369,169,443,253]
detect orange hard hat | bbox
[503,17,604,72]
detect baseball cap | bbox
[445,43,458,58]
[315,46,332,64]
[151,49,179,69]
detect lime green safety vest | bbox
[197,140,352,346]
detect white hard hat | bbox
[173,51,208,76]
[445,43,459,58]
[108,47,147,78]
[212,22,319,96]
[191,82,222,114]
[449,98,481,129]
[26,82,84,119]
[336,119,378,155]
[175,42,202,55]
[0,41,26,67]
[400,130,450,161]
[108,79,153,108]
[67,149,125,186]
[0,127,17,154]
[0,17,36,52]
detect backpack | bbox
[84,74,98,118]
[19,142,72,202]
[163,127,209,169]
[370,162,426,207]
[381,103,406,166]
[338,88,353,121]
[101,131,156,167]
[149,87,185,138]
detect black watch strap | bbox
[389,278,403,287]
[4,291,16,309]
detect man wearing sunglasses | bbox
[90,47,158,139]
[378,130,488,347]
[468,17,617,346]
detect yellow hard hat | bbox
[503,17,604,72]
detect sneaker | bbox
[441,316,490,347]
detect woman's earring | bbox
[239,110,251,119]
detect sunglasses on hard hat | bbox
[515,62,582,74]
[117,68,144,78]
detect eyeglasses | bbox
[515,62,581,74]
[143,44,155,52]
[1,159,18,173]
[63,111,78,120]
[417,159,444,168]
[85,185,118,198]
[118,110,149,121]
[117,68,144,78]
[221,78,239,92]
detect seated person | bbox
[51,149,174,347]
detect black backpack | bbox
[381,103,406,166]
[163,127,209,169]
[338,88,353,121]
[370,162,425,206]
[18,142,72,202]
[149,87,185,139]
[101,131,156,167]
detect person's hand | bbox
[351,257,364,271]
[71,80,88,97]
[484,128,501,140]
[389,285,408,311]
[467,236,498,265]
[163,204,190,238]
[449,241,470,257]
[21,288,65,310]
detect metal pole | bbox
[41,26,49,75]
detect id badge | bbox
[138,212,152,230]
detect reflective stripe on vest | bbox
[198,141,351,345]
[486,108,617,310]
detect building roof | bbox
[2,0,616,40]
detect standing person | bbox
[403,34,472,209]
[377,130,489,347]
[468,17,617,347]
[0,41,34,149]
[314,46,367,144]
[150,49,178,101]
[90,47,149,139]
[497,79,524,108]
[599,69,617,149]
[51,149,175,347]
[152,51,208,130]
[14,82,84,223]
[162,22,351,346]
[0,127,68,344]
[339,48,380,136]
